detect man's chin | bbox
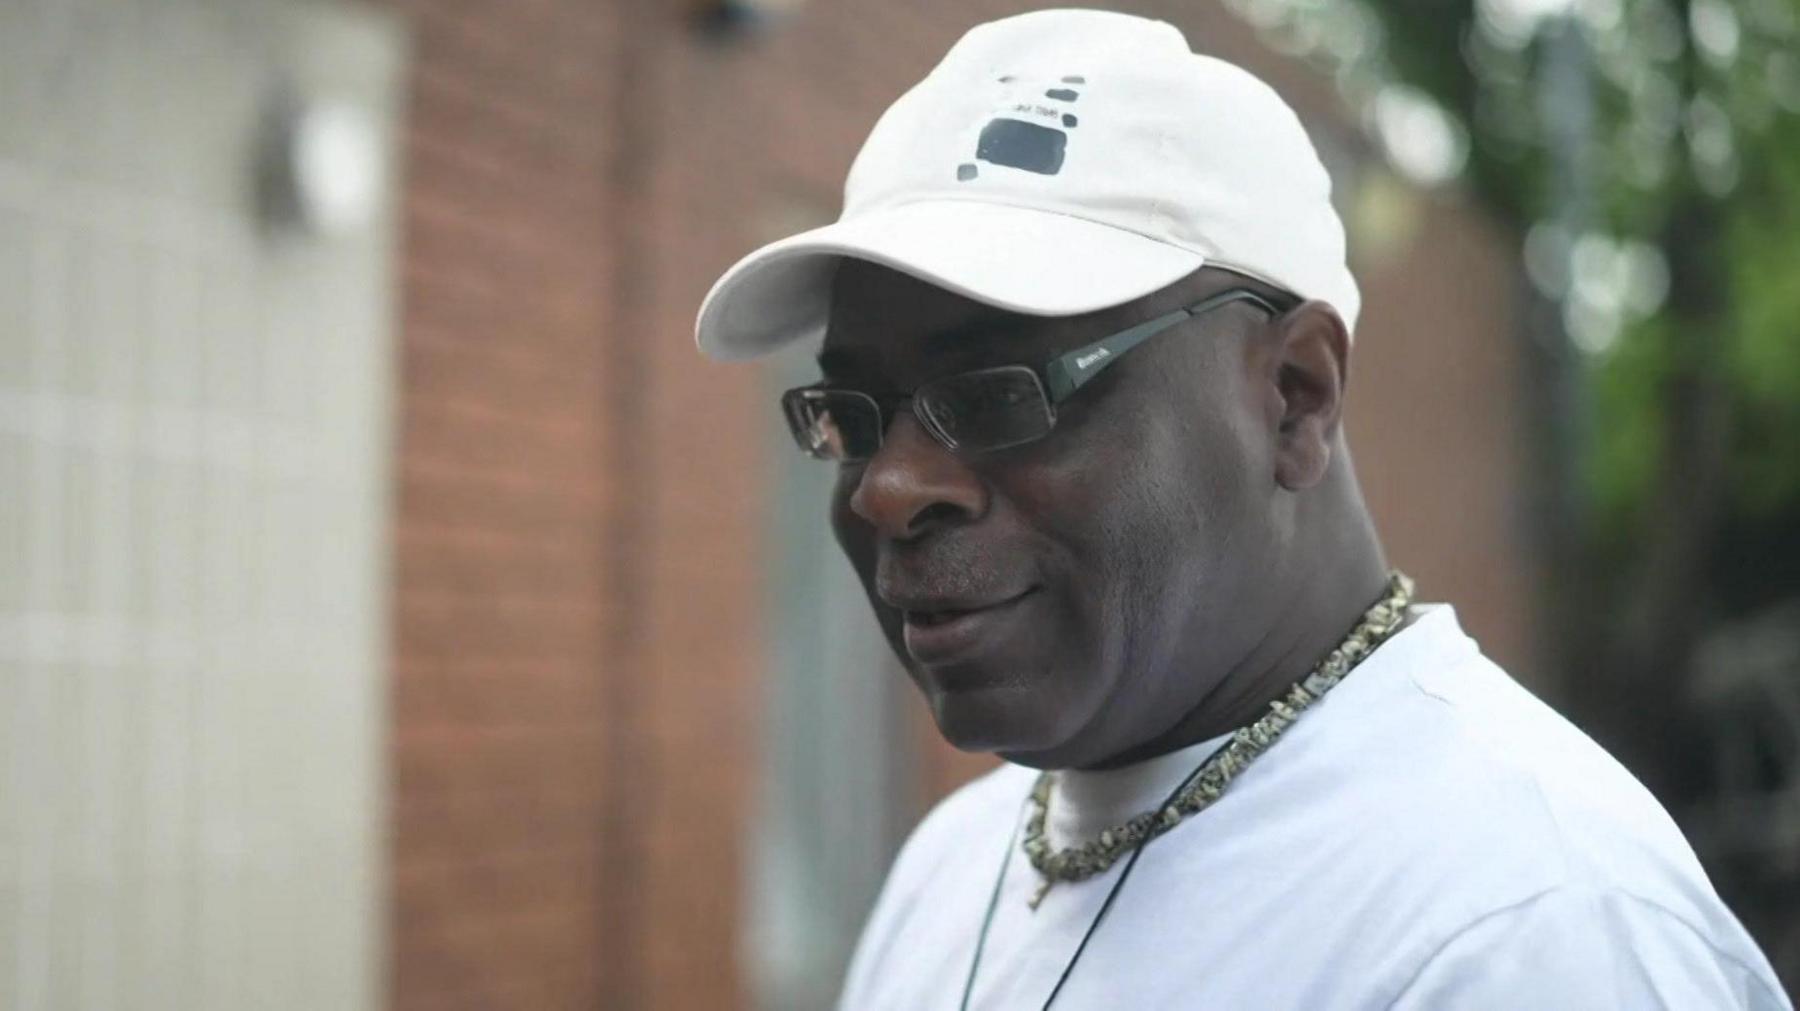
[924,681,1084,761]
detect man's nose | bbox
[847,411,988,540]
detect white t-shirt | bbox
[838,606,1791,1009]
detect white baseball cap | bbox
[694,8,1359,361]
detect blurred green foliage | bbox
[1725,133,1800,518]
[1228,0,1800,577]
[1365,0,1800,568]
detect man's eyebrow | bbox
[816,316,1040,377]
[815,346,862,377]
[921,312,1048,357]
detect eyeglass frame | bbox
[782,286,1294,461]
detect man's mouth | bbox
[906,606,980,627]
[898,589,1038,664]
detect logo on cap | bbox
[957,75,1085,182]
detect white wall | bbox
[0,2,404,1008]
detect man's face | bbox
[822,261,1288,769]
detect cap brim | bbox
[695,199,1207,361]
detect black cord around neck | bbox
[959,737,1233,1010]
[958,800,1027,1011]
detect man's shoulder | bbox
[1369,638,1708,896]
[1385,881,1792,1008]
[1143,619,1785,1002]
[886,762,1036,886]
[1292,621,1749,966]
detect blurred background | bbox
[0,0,1795,1008]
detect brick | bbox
[397,461,607,536]
[394,593,608,666]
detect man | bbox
[695,9,1790,1008]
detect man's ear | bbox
[1267,300,1351,491]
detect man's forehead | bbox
[818,259,1245,375]
[820,261,1063,368]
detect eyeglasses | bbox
[780,287,1289,462]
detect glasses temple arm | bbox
[1043,306,1189,401]
[1042,289,1283,401]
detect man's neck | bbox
[1080,506,1390,773]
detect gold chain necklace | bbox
[1020,571,1415,908]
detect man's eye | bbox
[974,387,1023,411]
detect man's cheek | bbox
[838,534,877,594]
[829,492,872,566]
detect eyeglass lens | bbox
[784,389,883,460]
[785,367,1054,461]
[916,368,1053,452]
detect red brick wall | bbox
[385,2,623,1008]
[381,2,1532,1009]
[1352,193,1537,683]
